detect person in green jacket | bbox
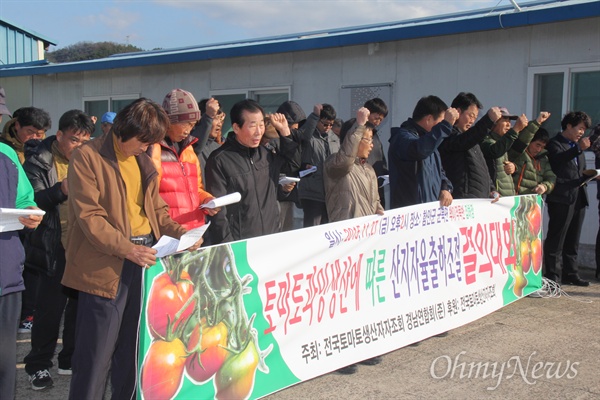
[480,109,550,196]
[510,127,556,195]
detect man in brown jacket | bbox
[62,98,203,400]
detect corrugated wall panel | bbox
[0,22,46,64]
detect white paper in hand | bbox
[378,175,390,188]
[0,208,46,232]
[152,223,211,258]
[278,176,301,185]
[299,166,317,178]
[200,192,241,209]
[176,224,210,252]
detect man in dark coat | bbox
[439,92,501,199]
[544,111,592,286]
[388,95,458,208]
[22,110,94,390]
[205,99,298,243]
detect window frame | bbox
[526,62,600,121]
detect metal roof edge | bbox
[109,0,560,58]
[0,17,58,46]
[0,1,597,78]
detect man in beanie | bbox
[150,89,219,230]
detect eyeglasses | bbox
[177,121,197,129]
[361,137,373,143]
[23,127,47,139]
[320,120,334,128]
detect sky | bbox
[0,0,539,52]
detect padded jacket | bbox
[22,136,68,276]
[480,121,539,196]
[151,135,212,230]
[509,148,556,195]
[324,123,384,222]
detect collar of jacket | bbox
[1,119,24,152]
[556,133,576,146]
[159,133,198,155]
[95,131,158,187]
[400,118,428,137]
[226,132,258,158]
[489,131,507,142]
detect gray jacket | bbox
[324,123,383,222]
[297,112,340,202]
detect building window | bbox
[209,88,290,136]
[528,64,600,136]
[84,95,139,137]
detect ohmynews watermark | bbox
[430,351,579,390]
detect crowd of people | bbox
[0,85,598,397]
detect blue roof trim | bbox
[0,17,57,46]
[1,60,50,69]
[0,0,597,77]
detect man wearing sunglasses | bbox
[296,103,340,227]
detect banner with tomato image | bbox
[138,195,542,400]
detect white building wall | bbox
[1,16,598,243]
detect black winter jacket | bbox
[439,114,495,199]
[205,133,298,244]
[22,136,68,276]
[545,133,589,206]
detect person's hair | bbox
[450,92,483,111]
[112,98,170,143]
[333,118,343,130]
[58,110,95,136]
[339,119,354,144]
[320,104,337,121]
[531,127,550,144]
[13,107,51,131]
[339,120,376,144]
[412,96,447,121]
[198,99,224,119]
[198,99,209,114]
[561,111,592,131]
[363,98,388,117]
[230,99,264,127]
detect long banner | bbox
[137,195,543,400]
